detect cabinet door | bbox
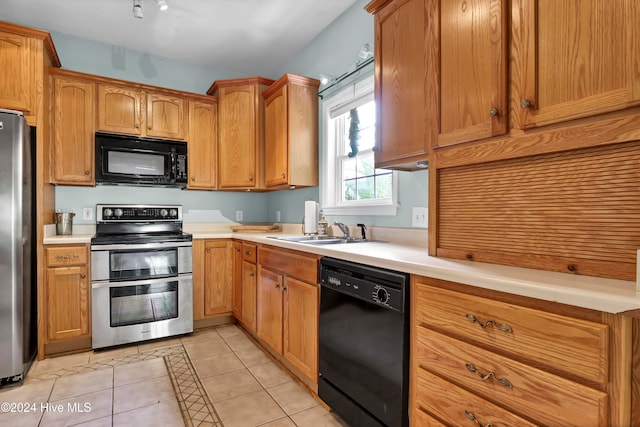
[51,76,95,185]
[437,0,508,146]
[257,267,283,353]
[187,99,217,189]
[218,85,258,188]
[203,240,232,316]
[146,92,186,140]
[0,31,33,114]
[283,277,318,383]
[46,266,90,341]
[231,242,243,318]
[97,84,143,135]
[264,84,288,187]
[513,0,640,129]
[241,261,257,333]
[371,0,431,168]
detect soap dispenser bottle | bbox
[317,212,328,236]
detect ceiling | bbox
[1,0,360,76]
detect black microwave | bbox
[95,133,187,187]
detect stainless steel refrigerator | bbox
[0,109,37,385]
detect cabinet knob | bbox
[249,175,254,182]
[281,172,286,178]
[148,125,152,130]
[245,250,252,255]
[520,99,532,109]
[135,123,140,128]
[80,274,86,279]
[191,176,196,181]
[275,284,280,289]
[249,272,254,277]
[84,170,90,175]
[205,247,211,252]
[489,107,499,117]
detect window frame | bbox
[320,75,399,216]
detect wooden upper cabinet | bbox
[208,77,274,189]
[146,92,186,139]
[512,0,640,130]
[366,0,432,170]
[263,74,320,189]
[437,0,508,146]
[0,31,33,114]
[97,83,186,140]
[0,23,60,122]
[51,72,95,185]
[187,98,217,189]
[97,84,144,135]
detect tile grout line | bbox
[218,331,307,427]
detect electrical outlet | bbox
[276,211,281,222]
[235,210,243,221]
[82,207,93,221]
[412,207,428,228]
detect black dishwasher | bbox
[318,257,410,427]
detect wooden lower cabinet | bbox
[193,239,232,321]
[44,245,91,353]
[232,242,258,332]
[256,246,319,385]
[411,276,633,426]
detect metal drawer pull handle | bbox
[465,363,513,389]
[464,410,494,427]
[465,314,513,333]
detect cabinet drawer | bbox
[46,245,88,267]
[415,368,537,427]
[258,246,318,284]
[412,407,447,427]
[414,281,609,384]
[242,243,257,263]
[416,326,608,427]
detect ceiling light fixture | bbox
[133,0,143,19]
[156,0,169,11]
[319,74,334,85]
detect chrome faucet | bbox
[333,222,350,238]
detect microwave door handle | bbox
[170,152,176,178]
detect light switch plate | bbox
[235,211,243,221]
[412,207,428,228]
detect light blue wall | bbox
[51,31,242,93]
[269,0,429,227]
[51,0,428,227]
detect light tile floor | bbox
[0,324,347,427]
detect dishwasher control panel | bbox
[320,257,408,312]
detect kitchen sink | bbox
[268,235,370,245]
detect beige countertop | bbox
[43,222,640,315]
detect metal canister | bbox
[55,212,75,235]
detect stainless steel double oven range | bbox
[90,204,193,349]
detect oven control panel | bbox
[96,204,182,222]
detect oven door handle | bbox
[91,275,192,289]
[90,241,192,251]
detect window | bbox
[321,75,398,216]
